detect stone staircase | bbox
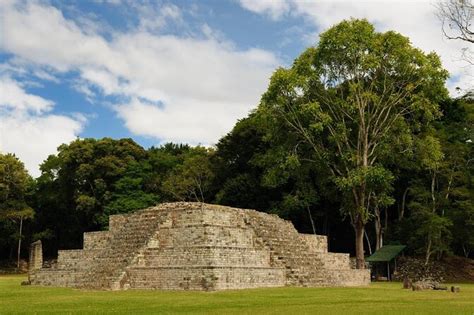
[244,210,319,285]
[244,209,369,287]
[87,209,165,289]
[33,207,166,289]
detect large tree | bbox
[259,19,448,268]
[0,153,34,268]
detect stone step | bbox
[137,247,271,268]
[125,266,286,291]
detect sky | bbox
[0,0,472,177]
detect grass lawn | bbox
[0,275,473,314]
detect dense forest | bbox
[1,19,473,267]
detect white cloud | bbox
[238,0,473,94]
[137,3,184,33]
[32,69,60,83]
[94,0,122,5]
[0,76,53,113]
[0,1,279,147]
[0,113,84,178]
[1,2,123,73]
[239,0,291,20]
[71,80,97,103]
[116,96,251,145]
[80,67,121,95]
[0,77,84,177]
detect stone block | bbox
[300,234,328,253]
[83,231,110,250]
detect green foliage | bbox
[257,19,449,266]
[162,147,215,202]
[260,18,448,222]
[33,138,153,252]
[100,160,159,225]
[416,135,444,171]
[0,153,34,262]
[394,97,474,260]
[404,178,453,260]
[0,153,33,216]
[212,114,281,211]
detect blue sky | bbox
[0,0,471,177]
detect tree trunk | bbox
[374,207,383,251]
[399,187,409,221]
[431,173,437,213]
[307,206,317,235]
[425,235,432,265]
[364,230,372,255]
[424,172,437,265]
[354,220,365,269]
[462,244,470,258]
[17,216,23,270]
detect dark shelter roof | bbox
[365,245,406,262]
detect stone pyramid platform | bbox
[30,202,369,290]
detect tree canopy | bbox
[257,19,449,268]
[0,153,34,267]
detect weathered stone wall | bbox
[137,247,271,267]
[300,234,328,253]
[109,215,128,232]
[125,266,286,290]
[153,226,255,248]
[30,202,369,290]
[83,231,110,250]
[28,240,43,282]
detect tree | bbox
[34,138,151,252]
[99,160,159,226]
[433,96,474,259]
[393,96,474,261]
[146,143,192,199]
[437,0,473,43]
[411,135,453,264]
[436,0,473,64]
[0,153,34,268]
[213,113,347,242]
[162,147,215,202]
[259,19,448,268]
[213,114,282,211]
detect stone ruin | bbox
[29,202,369,290]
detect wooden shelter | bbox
[365,245,406,281]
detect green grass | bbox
[1,275,473,314]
